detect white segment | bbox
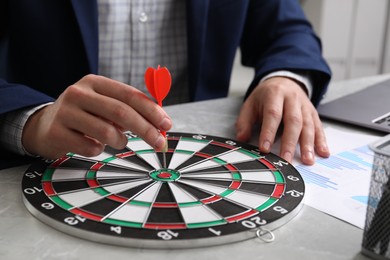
[175,139,209,152]
[96,170,147,179]
[59,189,102,208]
[103,179,151,195]
[168,153,192,170]
[179,160,221,173]
[168,139,208,169]
[240,170,276,183]
[217,150,256,164]
[137,153,161,170]
[52,168,87,181]
[132,182,161,203]
[168,182,198,203]
[106,158,150,172]
[182,172,233,181]
[178,179,226,195]
[72,151,113,162]
[109,203,149,223]
[226,190,269,209]
[180,205,220,223]
[126,139,153,151]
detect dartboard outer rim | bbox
[21,132,305,249]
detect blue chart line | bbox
[295,164,338,190]
[296,145,374,190]
[317,155,367,171]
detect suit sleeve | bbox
[0,79,55,114]
[240,0,331,106]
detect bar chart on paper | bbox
[294,128,381,229]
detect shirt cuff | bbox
[0,103,52,156]
[260,70,313,99]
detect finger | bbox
[63,107,128,150]
[258,95,284,154]
[298,110,316,165]
[235,97,258,142]
[279,98,303,163]
[39,120,106,159]
[64,77,171,150]
[313,114,330,158]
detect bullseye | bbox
[158,172,172,179]
[149,168,181,182]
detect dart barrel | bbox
[362,134,390,259]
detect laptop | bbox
[317,78,390,133]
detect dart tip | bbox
[161,137,168,153]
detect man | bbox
[0,0,331,166]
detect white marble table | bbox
[1,74,390,260]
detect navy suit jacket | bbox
[0,0,331,114]
[0,0,331,168]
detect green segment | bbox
[182,137,209,143]
[231,172,242,180]
[238,148,260,158]
[94,187,110,196]
[175,149,193,155]
[213,157,227,165]
[178,201,202,207]
[104,218,143,228]
[273,171,285,183]
[130,200,152,207]
[219,189,235,197]
[256,198,278,211]
[42,168,55,181]
[187,219,227,229]
[102,157,116,163]
[50,196,73,210]
[136,149,155,154]
[86,170,97,179]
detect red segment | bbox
[51,156,69,167]
[153,202,178,208]
[116,151,135,158]
[273,184,285,198]
[144,223,186,230]
[107,194,128,203]
[229,181,241,189]
[260,158,277,170]
[225,164,238,172]
[70,208,103,222]
[201,195,221,204]
[226,209,258,223]
[158,172,172,179]
[195,152,211,158]
[91,162,105,171]
[211,141,235,149]
[42,182,56,196]
[87,179,100,188]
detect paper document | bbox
[293,128,382,229]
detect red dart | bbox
[144,65,172,108]
[144,65,171,158]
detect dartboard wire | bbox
[175,179,279,217]
[181,168,286,185]
[176,147,241,172]
[169,137,214,169]
[177,180,284,201]
[101,180,160,221]
[166,182,230,227]
[62,153,152,174]
[48,177,151,200]
[176,148,272,175]
[170,180,264,225]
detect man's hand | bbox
[22,74,172,159]
[235,76,330,165]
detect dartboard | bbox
[22,132,304,248]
